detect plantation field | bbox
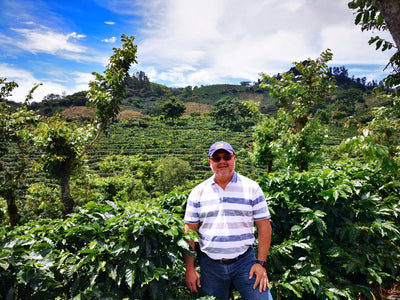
[1,114,399,300]
[87,117,256,180]
[86,116,359,180]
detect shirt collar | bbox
[210,171,238,185]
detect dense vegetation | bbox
[1,40,400,299]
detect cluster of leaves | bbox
[252,110,327,172]
[340,95,400,175]
[209,96,261,130]
[0,200,197,300]
[95,154,192,200]
[34,116,95,180]
[348,0,400,92]
[160,97,186,120]
[260,49,336,132]
[259,160,400,299]
[155,190,190,217]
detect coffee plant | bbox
[0,200,196,299]
[260,159,400,299]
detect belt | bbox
[214,247,250,265]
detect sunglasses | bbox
[210,154,234,162]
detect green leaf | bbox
[367,268,382,285]
[333,189,339,200]
[125,265,135,289]
[0,260,9,270]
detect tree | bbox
[256,50,335,171]
[260,49,336,133]
[209,96,260,129]
[348,0,400,90]
[376,0,400,49]
[341,95,400,175]
[161,97,186,120]
[34,117,95,217]
[34,35,138,217]
[335,88,365,115]
[0,78,40,226]
[155,156,191,194]
[251,116,279,173]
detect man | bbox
[184,141,273,300]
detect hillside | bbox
[20,65,388,123]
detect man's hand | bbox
[249,263,269,293]
[185,268,201,293]
[184,223,200,292]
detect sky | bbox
[0,0,396,103]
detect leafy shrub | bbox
[97,154,157,199]
[0,201,195,299]
[22,182,61,220]
[155,190,190,217]
[155,156,192,194]
[260,160,400,299]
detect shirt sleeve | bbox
[184,189,200,224]
[252,183,271,221]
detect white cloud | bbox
[102,36,117,43]
[1,63,94,103]
[11,26,87,55]
[321,24,395,65]
[105,21,115,25]
[1,63,67,102]
[71,71,95,92]
[133,0,394,86]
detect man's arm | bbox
[256,218,272,261]
[249,218,272,292]
[184,222,201,293]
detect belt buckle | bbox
[217,247,250,264]
[219,257,237,264]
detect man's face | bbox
[208,149,236,177]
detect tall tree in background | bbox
[35,35,138,218]
[161,97,186,120]
[255,50,335,171]
[209,96,260,129]
[260,49,335,133]
[348,0,400,89]
[0,79,40,226]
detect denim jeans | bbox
[199,247,273,300]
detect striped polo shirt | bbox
[184,172,270,260]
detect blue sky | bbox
[0,0,396,103]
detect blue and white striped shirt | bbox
[184,172,270,260]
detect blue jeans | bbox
[199,247,273,300]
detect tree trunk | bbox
[265,153,274,174]
[7,194,21,227]
[293,115,308,133]
[60,169,74,219]
[376,0,400,50]
[1,181,21,227]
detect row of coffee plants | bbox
[0,199,200,299]
[260,160,400,299]
[88,117,260,180]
